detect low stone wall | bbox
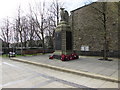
[18,49,54,55]
[2,48,54,55]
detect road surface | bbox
[1,57,118,88]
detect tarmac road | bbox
[1,57,119,88]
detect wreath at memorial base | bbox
[49,53,79,61]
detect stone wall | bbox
[70,2,118,53]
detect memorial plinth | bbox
[53,21,72,59]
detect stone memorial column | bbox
[53,8,72,59]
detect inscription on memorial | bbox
[66,31,72,50]
[55,32,62,50]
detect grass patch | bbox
[0,54,7,57]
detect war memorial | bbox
[49,8,78,61]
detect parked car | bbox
[8,52,16,57]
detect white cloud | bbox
[0,0,98,20]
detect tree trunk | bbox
[20,32,23,55]
[41,31,45,54]
[103,2,108,60]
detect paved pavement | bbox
[11,54,119,83]
[2,58,79,88]
[1,57,119,88]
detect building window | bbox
[81,45,89,51]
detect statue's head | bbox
[60,8,65,11]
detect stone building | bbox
[70,2,119,57]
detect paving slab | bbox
[99,81,118,88]
[10,54,119,83]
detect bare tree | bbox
[48,0,63,30]
[46,0,64,49]
[12,19,19,48]
[0,0,65,55]
[89,2,119,60]
[32,1,49,53]
[0,18,11,53]
[15,6,24,55]
[25,5,36,48]
[21,16,29,48]
[49,0,61,26]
